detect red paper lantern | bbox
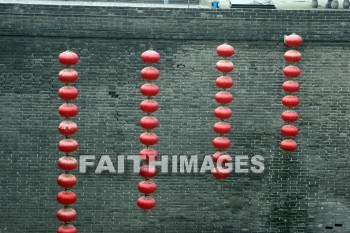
[139,165,157,178]
[281,125,298,137]
[216,60,234,73]
[58,156,78,171]
[58,139,79,153]
[58,120,78,136]
[282,81,300,93]
[140,116,159,130]
[280,139,298,151]
[211,167,230,179]
[57,174,78,188]
[212,137,231,150]
[137,196,156,210]
[284,50,302,63]
[58,69,79,83]
[216,76,234,89]
[138,181,157,194]
[140,67,160,81]
[284,34,303,47]
[141,50,160,64]
[282,95,299,108]
[216,44,235,57]
[56,208,77,222]
[58,86,79,100]
[140,100,159,113]
[214,107,232,119]
[215,91,233,104]
[58,51,79,66]
[281,110,299,122]
[140,83,159,97]
[213,122,231,134]
[283,65,300,78]
[139,148,158,162]
[139,132,158,146]
[212,152,227,163]
[57,225,77,233]
[57,191,77,205]
[216,154,232,166]
[58,104,79,118]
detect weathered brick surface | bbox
[0,3,350,233]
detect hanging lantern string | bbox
[280,34,303,154]
[57,50,79,233]
[137,50,160,212]
[211,43,235,180]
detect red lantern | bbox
[58,86,79,100]
[281,110,299,122]
[58,156,78,171]
[215,91,233,104]
[139,148,158,162]
[213,122,231,134]
[283,65,300,78]
[141,50,160,64]
[216,60,234,73]
[56,208,77,222]
[139,132,158,146]
[139,165,157,178]
[282,95,299,108]
[284,50,302,63]
[216,76,234,89]
[140,67,160,81]
[140,100,159,113]
[57,191,77,205]
[214,107,232,119]
[140,116,159,130]
[281,125,298,137]
[212,137,231,150]
[58,139,78,153]
[216,154,232,166]
[58,51,79,66]
[280,139,298,151]
[57,225,77,233]
[212,152,227,163]
[137,196,156,210]
[57,174,78,188]
[284,34,303,47]
[211,167,230,179]
[138,181,157,194]
[140,83,159,97]
[58,120,78,136]
[58,69,79,83]
[282,81,300,93]
[58,104,79,118]
[216,44,235,57]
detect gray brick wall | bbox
[0,3,349,233]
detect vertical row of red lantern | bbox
[56,51,79,233]
[137,50,160,211]
[211,44,235,179]
[280,34,303,153]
